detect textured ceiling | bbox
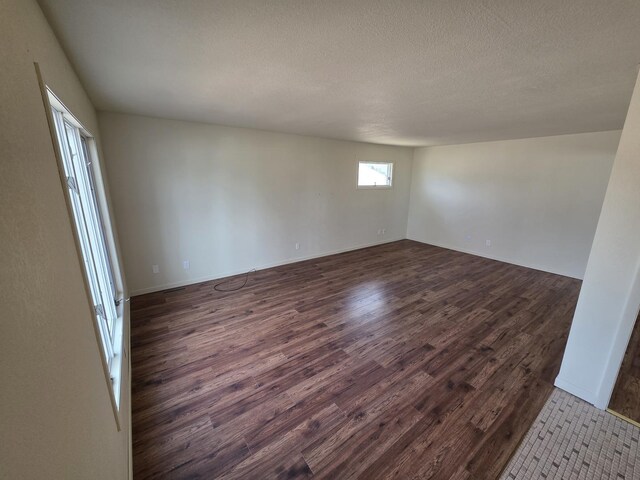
[38,0,640,146]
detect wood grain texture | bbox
[131,240,580,479]
[609,311,640,423]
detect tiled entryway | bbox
[501,388,640,479]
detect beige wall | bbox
[557,72,640,408]
[98,112,413,295]
[407,131,621,279]
[0,1,130,478]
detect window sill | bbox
[107,299,128,430]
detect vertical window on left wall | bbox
[49,90,124,409]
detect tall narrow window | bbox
[358,161,393,188]
[49,91,124,408]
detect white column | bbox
[555,69,640,408]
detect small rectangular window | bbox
[48,89,124,410]
[358,161,393,188]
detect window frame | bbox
[357,161,394,189]
[44,85,126,425]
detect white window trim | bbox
[45,86,126,424]
[357,161,394,189]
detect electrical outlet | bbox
[295,243,300,250]
[382,228,386,235]
[152,264,160,274]
[485,239,492,247]
[183,260,190,270]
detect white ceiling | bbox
[39,0,640,146]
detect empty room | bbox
[3,0,640,479]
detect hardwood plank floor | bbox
[131,240,581,479]
[609,310,640,423]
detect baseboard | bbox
[129,237,405,296]
[406,237,583,280]
[554,375,598,406]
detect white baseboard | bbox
[129,237,405,296]
[406,237,582,280]
[131,236,582,296]
[554,375,598,407]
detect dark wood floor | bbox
[131,240,581,479]
[609,311,640,423]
